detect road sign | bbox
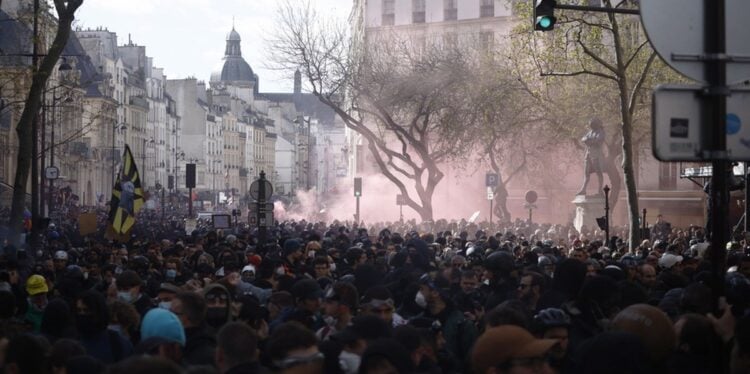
[487,187,494,201]
[249,215,257,225]
[652,85,750,161]
[639,0,750,84]
[354,177,362,197]
[525,190,538,204]
[45,166,59,180]
[249,179,273,201]
[486,173,499,187]
[396,194,405,206]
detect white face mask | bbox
[329,263,337,272]
[339,350,362,374]
[308,250,316,259]
[275,266,286,276]
[158,301,172,310]
[414,291,428,309]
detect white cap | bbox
[658,253,683,269]
[54,250,68,260]
[242,264,256,274]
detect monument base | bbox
[572,194,605,234]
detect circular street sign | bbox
[249,179,273,201]
[640,0,750,84]
[525,190,538,204]
[45,166,60,180]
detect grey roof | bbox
[0,9,32,67]
[258,92,337,124]
[63,32,105,98]
[210,27,255,83]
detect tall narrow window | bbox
[413,0,426,23]
[659,162,678,190]
[383,0,395,26]
[480,0,494,17]
[444,0,457,20]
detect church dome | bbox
[210,27,255,84]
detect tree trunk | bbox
[618,80,640,251]
[9,0,82,244]
[493,182,511,223]
[604,139,622,214]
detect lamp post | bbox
[112,123,127,187]
[142,137,154,188]
[47,87,74,220]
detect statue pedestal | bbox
[572,194,605,233]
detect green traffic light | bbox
[537,16,552,29]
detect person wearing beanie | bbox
[138,308,185,365]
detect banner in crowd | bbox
[108,145,144,235]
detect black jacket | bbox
[183,325,217,367]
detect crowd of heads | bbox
[1,208,750,373]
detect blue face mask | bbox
[117,291,134,304]
[158,301,172,310]
[166,269,177,280]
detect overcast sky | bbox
[75,0,352,93]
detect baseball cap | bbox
[471,325,557,374]
[26,275,49,296]
[658,253,683,269]
[140,308,186,346]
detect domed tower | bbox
[210,27,256,88]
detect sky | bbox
[75,0,352,93]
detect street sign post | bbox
[640,0,750,84]
[249,179,273,201]
[653,85,750,161]
[485,173,499,187]
[487,187,495,225]
[396,194,404,222]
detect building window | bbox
[658,162,678,190]
[480,31,494,51]
[383,0,395,25]
[413,0,426,23]
[444,0,457,20]
[480,0,494,17]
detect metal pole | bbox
[489,198,493,225]
[604,185,610,246]
[356,196,360,224]
[188,187,193,218]
[528,207,532,224]
[258,171,267,251]
[400,204,403,222]
[161,188,165,221]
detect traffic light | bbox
[354,177,362,197]
[534,0,556,31]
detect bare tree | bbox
[268,1,479,221]
[509,0,675,248]
[9,0,83,243]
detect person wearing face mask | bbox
[203,283,233,330]
[156,283,181,310]
[24,274,49,332]
[413,274,478,370]
[115,270,155,319]
[317,282,358,341]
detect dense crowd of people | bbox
[0,209,749,374]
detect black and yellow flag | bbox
[108,145,144,235]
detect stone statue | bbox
[576,118,605,196]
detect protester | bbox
[1,206,747,373]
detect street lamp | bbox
[46,87,74,220]
[112,123,127,187]
[142,137,154,188]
